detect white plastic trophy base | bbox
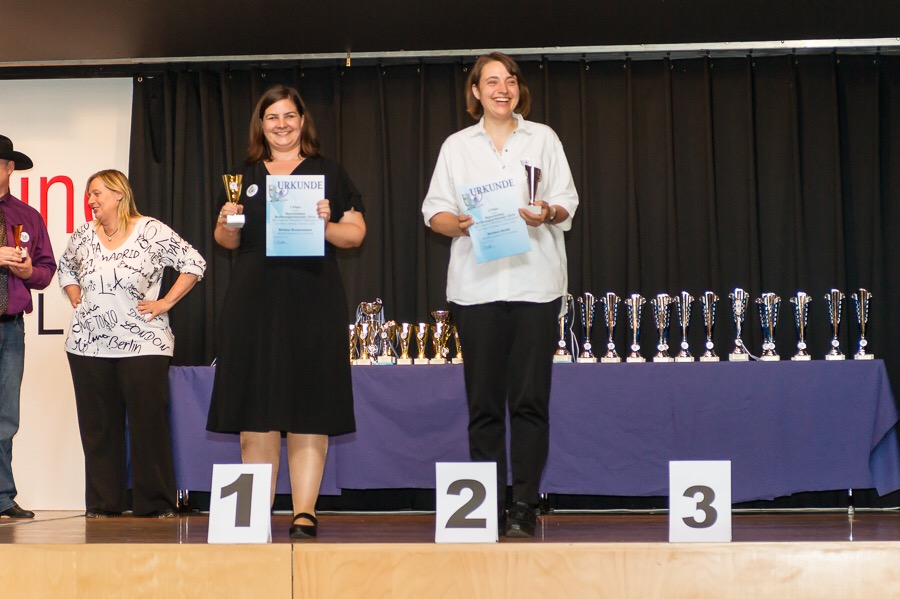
[791,355,812,361]
[225,214,245,229]
[674,356,695,363]
[18,248,27,260]
[699,356,720,362]
[728,353,750,362]
[451,358,464,364]
[430,358,449,365]
[376,356,397,365]
[825,354,846,361]
[760,355,781,362]
[525,204,542,215]
[396,358,414,365]
[352,358,371,366]
[854,353,875,360]
[600,357,622,364]
[653,357,674,363]
[553,354,573,363]
[576,357,598,364]
[413,358,430,365]
[626,357,646,363]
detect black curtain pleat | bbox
[119,55,899,416]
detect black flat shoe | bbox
[84,509,123,519]
[505,502,536,538]
[289,512,318,539]
[0,502,34,519]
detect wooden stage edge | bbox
[3,511,900,598]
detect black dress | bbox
[207,156,363,435]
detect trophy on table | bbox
[728,288,750,361]
[553,294,575,363]
[451,326,464,364]
[625,293,646,363]
[221,174,245,229]
[430,310,452,364]
[674,291,695,363]
[11,225,26,260]
[756,292,781,361]
[576,292,598,363]
[650,293,675,363]
[522,160,543,215]
[355,322,372,365]
[699,291,720,362]
[824,289,845,360]
[414,323,431,364]
[851,289,874,360]
[355,299,384,365]
[377,320,398,365]
[599,292,621,363]
[396,323,414,365]
[789,292,812,361]
[348,324,359,364]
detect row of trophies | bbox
[349,299,463,365]
[559,288,873,363]
[348,288,874,366]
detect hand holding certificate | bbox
[462,177,532,263]
[266,175,326,256]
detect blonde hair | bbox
[85,169,142,233]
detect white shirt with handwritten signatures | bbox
[58,216,206,357]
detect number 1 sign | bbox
[208,464,273,544]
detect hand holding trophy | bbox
[221,174,246,229]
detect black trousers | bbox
[67,353,176,516]
[451,299,560,507]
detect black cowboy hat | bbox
[0,135,34,170]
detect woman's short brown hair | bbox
[465,52,531,120]
[247,84,320,163]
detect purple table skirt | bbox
[169,360,900,502]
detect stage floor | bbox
[2,509,899,544]
[4,511,900,598]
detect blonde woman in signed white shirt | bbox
[58,169,206,518]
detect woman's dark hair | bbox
[465,52,531,120]
[247,84,320,163]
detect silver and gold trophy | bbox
[756,292,781,361]
[728,288,750,361]
[553,294,575,363]
[397,323,414,365]
[651,293,675,363]
[625,293,646,363]
[599,292,621,363]
[222,174,245,229]
[377,320,398,365]
[355,299,384,365]
[451,326,464,364]
[674,291,694,363]
[789,292,812,361]
[522,159,543,215]
[852,289,874,360]
[576,293,598,363]
[699,291,719,362]
[430,310,452,364]
[824,289,845,360]
[414,323,431,364]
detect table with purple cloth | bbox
[168,361,900,503]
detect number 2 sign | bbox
[435,462,499,543]
[208,464,273,544]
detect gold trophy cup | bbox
[222,174,245,229]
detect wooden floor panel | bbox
[2,511,899,598]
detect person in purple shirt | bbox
[0,135,56,519]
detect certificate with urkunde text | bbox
[266,175,325,257]
[461,177,532,263]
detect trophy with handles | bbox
[851,289,874,360]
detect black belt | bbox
[0,313,22,322]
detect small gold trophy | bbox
[397,323,414,365]
[414,323,430,364]
[451,326,464,364]
[222,174,245,229]
[12,225,26,260]
[348,324,358,364]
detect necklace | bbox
[102,225,119,241]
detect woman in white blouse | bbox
[58,169,206,518]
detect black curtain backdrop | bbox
[125,54,900,509]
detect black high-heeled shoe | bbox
[289,512,318,539]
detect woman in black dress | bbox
[207,84,366,539]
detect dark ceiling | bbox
[3,0,898,64]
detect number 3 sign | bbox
[208,464,273,544]
[669,461,732,543]
[435,462,499,543]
